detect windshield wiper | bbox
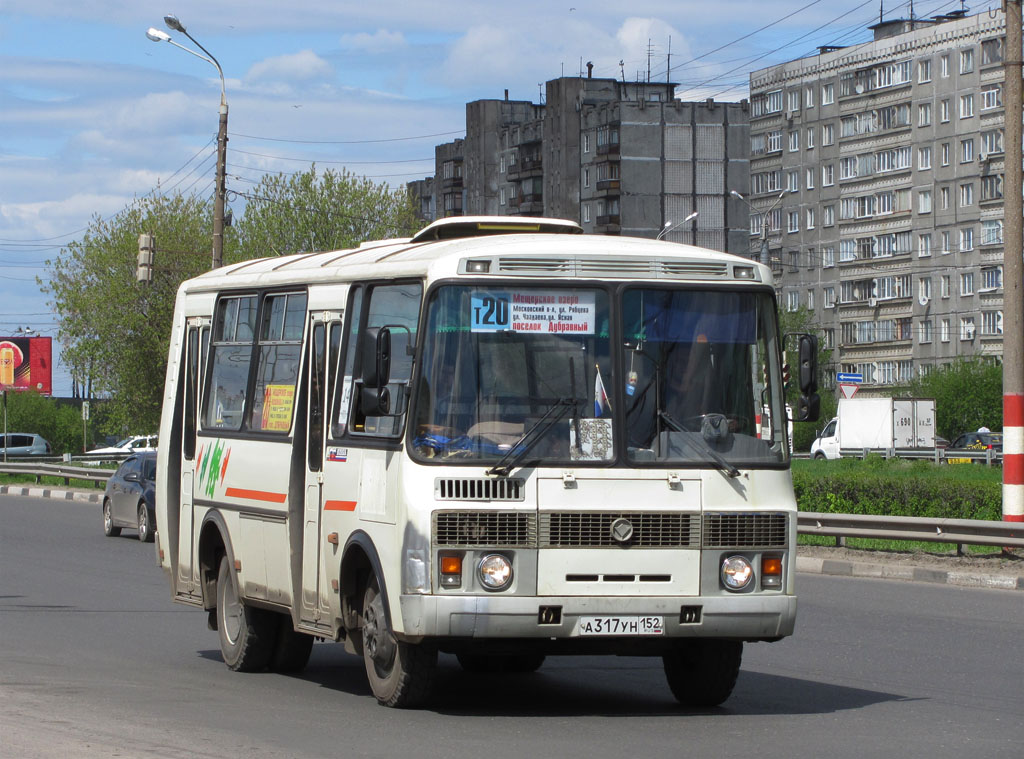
[487,398,577,477]
[659,410,740,478]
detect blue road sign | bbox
[836,372,863,383]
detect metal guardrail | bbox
[0,461,115,486]
[799,511,1024,550]
[837,448,1002,465]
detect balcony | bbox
[596,179,620,195]
[597,142,620,157]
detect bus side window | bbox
[183,326,198,459]
[203,295,257,431]
[350,282,422,437]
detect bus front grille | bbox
[433,511,537,548]
[702,513,788,548]
[539,512,701,548]
[435,477,525,501]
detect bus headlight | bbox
[721,555,754,591]
[477,554,513,591]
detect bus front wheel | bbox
[362,576,436,707]
[216,555,276,672]
[662,639,742,708]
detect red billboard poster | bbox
[0,336,52,395]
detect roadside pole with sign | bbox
[836,372,862,400]
[82,401,90,453]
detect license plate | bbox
[575,616,664,636]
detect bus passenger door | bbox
[301,312,341,625]
[178,319,207,598]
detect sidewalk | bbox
[4,483,1022,591]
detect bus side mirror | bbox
[361,327,392,388]
[796,393,820,422]
[360,386,391,416]
[798,333,818,395]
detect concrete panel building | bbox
[748,9,1011,391]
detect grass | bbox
[0,472,109,490]
[792,455,1004,484]
[797,534,1007,556]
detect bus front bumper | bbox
[398,593,796,641]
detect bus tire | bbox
[662,639,742,708]
[271,615,314,673]
[456,653,545,673]
[362,576,436,707]
[216,555,276,672]
[103,499,121,537]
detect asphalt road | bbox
[2,493,1023,759]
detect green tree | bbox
[46,193,214,435]
[234,166,421,257]
[908,358,1002,439]
[2,391,83,455]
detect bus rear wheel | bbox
[662,639,742,708]
[362,576,436,707]
[271,615,314,673]
[216,555,276,672]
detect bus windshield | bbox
[411,283,787,468]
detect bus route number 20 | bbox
[471,293,510,332]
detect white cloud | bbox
[245,50,334,85]
[340,29,407,52]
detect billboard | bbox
[0,336,53,395]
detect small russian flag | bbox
[594,365,611,417]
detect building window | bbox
[982,174,1004,201]
[960,227,974,252]
[582,203,590,223]
[941,142,950,166]
[839,156,857,180]
[500,156,505,174]
[940,318,950,342]
[805,168,815,190]
[982,310,1003,336]
[920,320,933,343]
[786,291,800,312]
[960,271,974,295]
[823,286,835,308]
[919,276,932,302]
[787,211,799,233]
[941,232,951,255]
[583,133,590,153]
[940,186,950,209]
[787,89,801,113]
[960,317,976,341]
[787,170,799,193]
[918,102,931,126]
[959,183,974,207]
[500,187,506,206]
[583,168,590,188]
[982,220,1003,246]
[789,131,799,152]
[918,190,932,214]
[981,84,1002,110]
[960,48,974,74]
[822,82,834,105]
[940,99,950,122]
[981,265,1003,290]
[940,54,950,78]
[918,146,932,170]
[807,289,815,310]
[766,90,783,113]
[918,59,932,82]
[822,123,834,145]
[959,94,974,119]
[982,37,1004,65]
[981,129,1003,156]
[918,233,932,258]
[823,205,835,226]
[960,139,974,163]
[806,127,815,149]
[823,246,835,267]
[822,164,834,186]
[766,130,783,152]
[840,239,856,262]
[806,208,815,229]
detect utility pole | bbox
[1002,0,1023,524]
[213,96,228,270]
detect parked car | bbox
[102,451,157,542]
[89,434,158,455]
[0,433,51,457]
[945,431,1002,464]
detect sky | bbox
[0,0,984,395]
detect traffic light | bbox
[137,233,154,282]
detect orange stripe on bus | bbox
[324,500,358,512]
[224,487,287,504]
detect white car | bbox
[89,435,158,455]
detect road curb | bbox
[796,555,1024,591]
[0,484,102,504]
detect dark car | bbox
[945,431,1003,464]
[102,452,157,542]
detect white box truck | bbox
[810,397,936,460]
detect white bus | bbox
[155,216,818,708]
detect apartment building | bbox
[418,75,751,254]
[748,9,1009,391]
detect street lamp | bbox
[657,211,699,241]
[731,190,786,266]
[146,15,228,270]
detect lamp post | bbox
[731,190,786,266]
[146,16,228,270]
[657,211,699,241]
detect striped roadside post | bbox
[1004,1,1022,525]
[1006,395,1024,523]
